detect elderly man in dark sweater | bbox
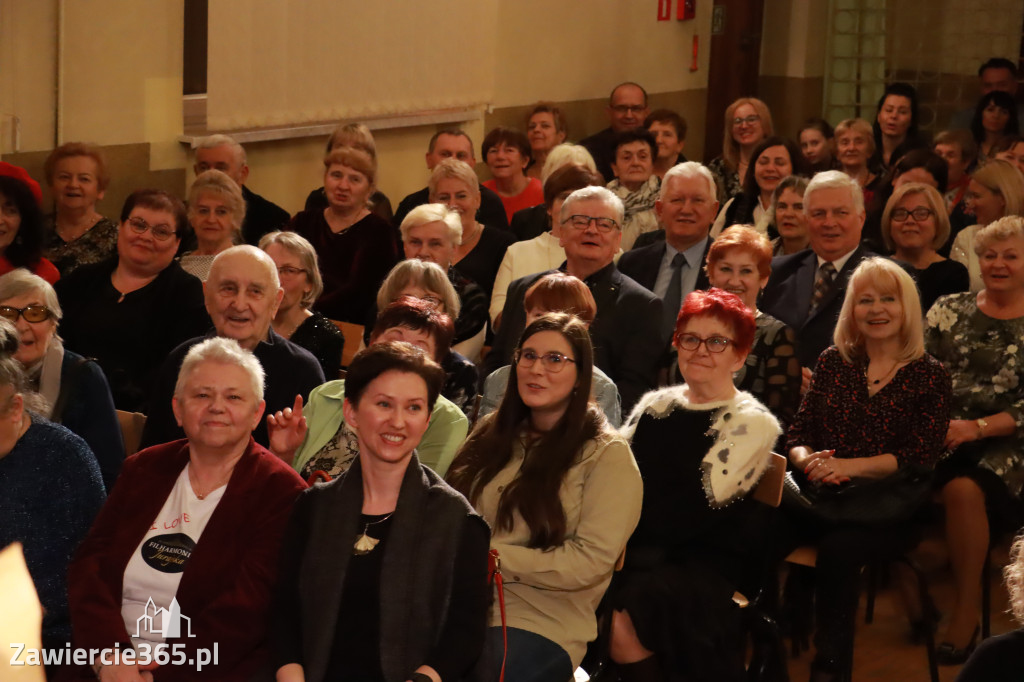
[140,246,324,449]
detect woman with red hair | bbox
[608,288,782,682]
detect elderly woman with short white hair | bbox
[259,230,343,378]
[179,169,246,280]
[67,337,307,682]
[400,203,489,361]
[428,158,514,300]
[0,270,123,489]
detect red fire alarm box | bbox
[679,0,696,20]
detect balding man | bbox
[761,171,878,368]
[392,129,509,231]
[580,82,651,183]
[194,134,290,245]
[485,186,662,411]
[140,245,325,448]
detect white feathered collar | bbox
[621,385,781,508]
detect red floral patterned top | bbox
[787,346,951,467]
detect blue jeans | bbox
[484,626,573,682]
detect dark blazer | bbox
[485,262,662,412]
[631,229,665,250]
[617,238,712,295]
[241,185,290,246]
[510,204,549,242]
[65,439,307,681]
[760,246,876,367]
[56,350,125,490]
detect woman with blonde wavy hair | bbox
[780,257,951,681]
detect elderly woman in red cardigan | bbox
[64,337,306,681]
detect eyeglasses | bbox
[126,216,177,241]
[0,304,53,323]
[732,114,761,127]
[611,105,646,115]
[564,215,619,233]
[277,265,306,277]
[675,333,733,353]
[514,348,577,373]
[891,207,934,222]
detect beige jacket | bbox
[476,428,642,667]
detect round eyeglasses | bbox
[514,348,577,373]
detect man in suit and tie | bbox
[618,161,717,343]
[484,186,663,411]
[761,170,876,370]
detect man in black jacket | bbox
[580,82,650,183]
[485,186,662,412]
[194,134,290,245]
[393,129,508,231]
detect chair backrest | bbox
[751,452,787,508]
[116,410,147,457]
[330,320,365,369]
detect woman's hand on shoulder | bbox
[944,419,980,450]
[267,394,307,461]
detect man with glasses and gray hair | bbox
[484,185,662,411]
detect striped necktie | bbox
[808,261,836,314]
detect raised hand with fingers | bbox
[267,394,307,463]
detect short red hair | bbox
[674,288,756,356]
[705,225,773,280]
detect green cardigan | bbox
[291,379,469,477]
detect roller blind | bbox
[206,0,497,130]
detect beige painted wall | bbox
[0,0,57,154]
[3,0,713,217]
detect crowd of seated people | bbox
[2,57,1024,682]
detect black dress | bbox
[291,310,345,379]
[290,210,400,325]
[452,226,514,301]
[615,395,776,682]
[897,258,970,312]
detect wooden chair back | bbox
[116,410,147,457]
[330,320,365,369]
[752,453,787,508]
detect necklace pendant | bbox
[353,532,380,555]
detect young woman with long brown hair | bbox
[447,312,642,682]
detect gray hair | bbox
[174,337,265,402]
[559,186,625,226]
[661,161,717,201]
[210,245,281,291]
[376,259,461,319]
[399,203,463,246]
[188,169,246,233]
[195,133,246,167]
[974,215,1024,255]
[258,231,324,307]
[0,270,62,321]
[541,144,598,184]
[805,170,865,215]
[0,318,48,413]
